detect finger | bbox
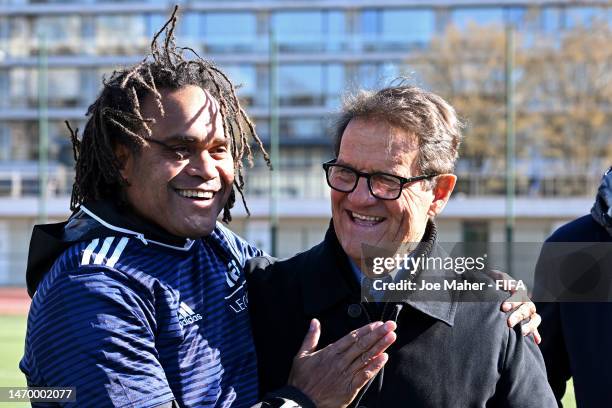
[347,330,396,374]
[520,313,542,336]
[337,321,396,368]
[297,319,321,357]
[534,329,542,345]
[350,353,389,394]
[331,321,385,354]
[501,293,533,312]
[507,303,536,327]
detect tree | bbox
[413,19,612,195]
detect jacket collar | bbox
[78,200,195,251]
[301,220,457,326]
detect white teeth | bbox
[177,190,214,199]
[351,212,383,222]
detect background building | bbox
[0,0,610,285]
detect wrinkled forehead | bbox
[338,118,420,170]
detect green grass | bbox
[0,315,578,406]
[562,378,576,408]
[0,315,29,407]
[0,315,27,389]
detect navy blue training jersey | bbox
[21,219,263,408]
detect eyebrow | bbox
[163,134,197,143]
[163,133,229,146]
[335,160,403,177]
[335,160,376,172]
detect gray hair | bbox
[333,85,463,175]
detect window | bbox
[221,65,256,107]
[0,17,28,57]
[6,122,36,161]
[0,17,9,41]
[9,68,28,108]
[355,64,381,90]
[0,123,10,161]
[278,64,324,106]
[462,221,489,259]
[381,62,402,82]
[359,9,434,51]
[505,7,527,27]
[255,66,269,108]
[355,64,403,90]
[80,68,101,105]
[179,11,201,41]
[272,11,324,52]
[0,70,8,109]
[279,117,326,140]
[326,11,346,51]
[50,121,76,166]
[50,69,80,107]
[381,9,435,49]
[35,16,81,55]
[27,69,80,108]
[146,13,167,38]
[204,12,257,53]
[565,7,603,28]
[254,120,269,141]
[361,9,380,35]
[95,15,147,54]
[325,64,344,108]
[255,118,328,143]
[540,7,562,33]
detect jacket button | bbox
[347,304,362,318]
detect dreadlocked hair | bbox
[67,5,270,223]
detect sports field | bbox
[0,315,29,407]
[0,313,576,407]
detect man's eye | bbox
[373,174,402,190]
[333,167,356,181]
[211,145,229,155]
[170,146,190,159]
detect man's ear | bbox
[114,144,132,181]
[427,174,456,217]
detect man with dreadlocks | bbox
[19,7,396,408]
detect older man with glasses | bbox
[246,85,556,407]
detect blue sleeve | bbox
[216,223,268,265]
[22,268,174,408]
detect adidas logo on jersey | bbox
[177,301,203,327]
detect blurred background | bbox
[1,1,611,404]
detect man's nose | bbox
[186,150,219,179]
[347,176,376,205]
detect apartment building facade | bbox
[0,0,609,284]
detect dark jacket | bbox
[247,221,556,408]
[534,214,612,407]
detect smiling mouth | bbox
[348,210,385,226]
[175,189,217,200]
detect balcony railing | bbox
[0,167,602,200]
[0,34,440,58]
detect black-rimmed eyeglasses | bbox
[322,159,437,200]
